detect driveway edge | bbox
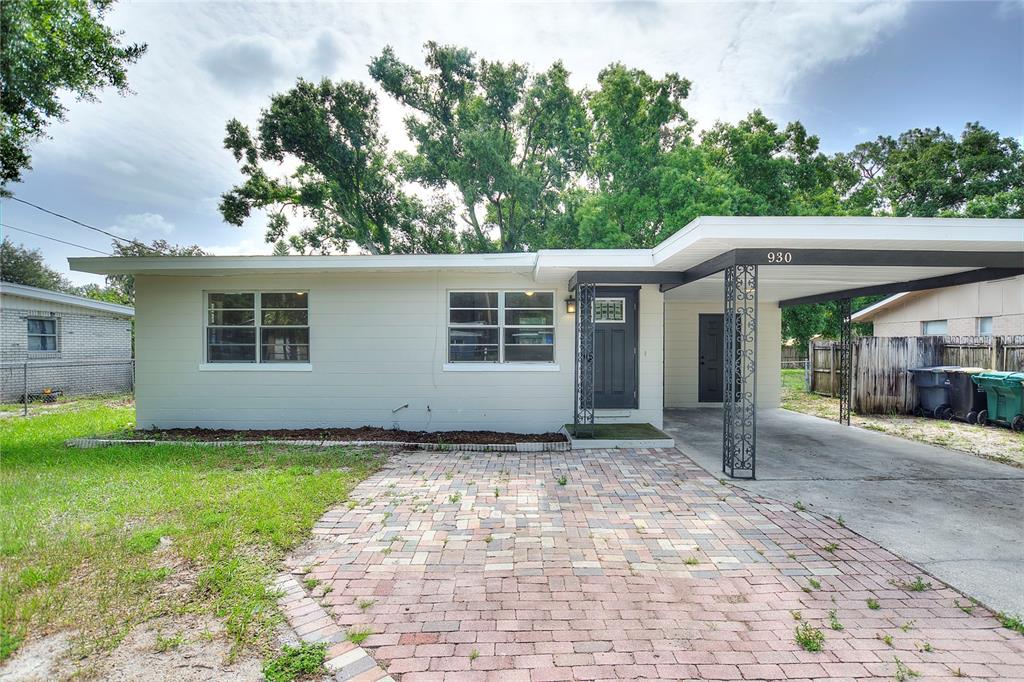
[276,574,393,682]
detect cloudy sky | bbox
[3,0,1022,285]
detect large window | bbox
[27,318,58,352]
[978,316,993,336]
[921,319,948,336]
[448,291,554,363]
[207,292,309,363]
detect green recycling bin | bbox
[971,371,1024,431]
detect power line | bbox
[8,196,171,254]
[2,223,112,255]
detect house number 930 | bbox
[766,251,793,263]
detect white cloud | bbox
[202,236,271,256]
[112,212,175,238]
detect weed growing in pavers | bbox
[346,500,358,510]
[444,472,454,480]
[381,548,392,556]
[807,578,821,590]
[154,632,185,653]
[949,666,966,677]
[900,620,915,632]
[867,598,881,610]
[786,552,797,560]
[484,535,493,544]
[879,633,894,647]
[822,542,839,554]
[685,557,700,566]
[955,599,974,614]
[918,641,933,653]
[262,642,327,682]
[392,536,405,543]
[836,515,845,527]
[997,612,1024,635]
[793,500,807,511]
[890,576,931,592]
[302,577,320,591]
[794,622,825,652]
[557,475,568,486]
[894,657,921,681]
[790,610,803,621]
[494,487,500,498]
[346,627,373,645]
[827,609,844,631]
[469,649,480,661]
[449,492,462,503]
[382,511,392,522]
[358,599,375,610]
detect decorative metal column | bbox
[573,283,596,436]
[838,297,852,426]
[722,264,758,479]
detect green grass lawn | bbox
[0,398,383,664]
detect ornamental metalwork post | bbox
[573,283,596,436]
[838,297,852,426]
[722,264,758,479]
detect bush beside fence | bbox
[810,335,1024,415]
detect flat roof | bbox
[0,282,135,316]
[69,216,1024,303]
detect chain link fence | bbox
[1,357,134,416]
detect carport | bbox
[561,217,1024,478]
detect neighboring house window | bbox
[921,319,948,336]
[978,316,993,336]
[207,292,309,363]
[27,318,58,351]
[448,291,554,363]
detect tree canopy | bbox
[220,42,1023,347]
[0,0,146,193]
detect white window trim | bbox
[442,362,560,372]
[446,289,557,365]
[199,363,312,372]
[27,317,59,353]
[202,290,311,367]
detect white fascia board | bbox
[850,292,909,321]
[69,252,539,276]
[0,282,135,316]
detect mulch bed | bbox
[135,426,567,445]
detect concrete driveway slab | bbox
[285,448,1024,681]
[666,408,1024,615]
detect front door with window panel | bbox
[593,287,638,409]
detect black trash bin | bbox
[908,366,960,418]
[947,367,988,423]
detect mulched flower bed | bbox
[135,426,567,445]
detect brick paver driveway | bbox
[290,449,1024,680]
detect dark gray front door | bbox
[594,287,638,409]
[698,313,724,403]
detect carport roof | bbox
[69,216,1024,304]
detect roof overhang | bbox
[0,282,134,316]
[69,216,1024,304]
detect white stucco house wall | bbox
[0,282,134,402]
[68,216,1023,433]
[852,274,1024,337]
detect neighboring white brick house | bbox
[0,282,134,402]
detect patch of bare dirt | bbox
[0,616,265,682]
[136,425,567,444]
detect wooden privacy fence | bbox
[810,335,1024,415]
[780,345,808,368]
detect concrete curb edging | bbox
[66,437,571,452]
[276,574,393,682]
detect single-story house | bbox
[70,216,1024,477]
[0,282,135,402]
[852,274,1023,337]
